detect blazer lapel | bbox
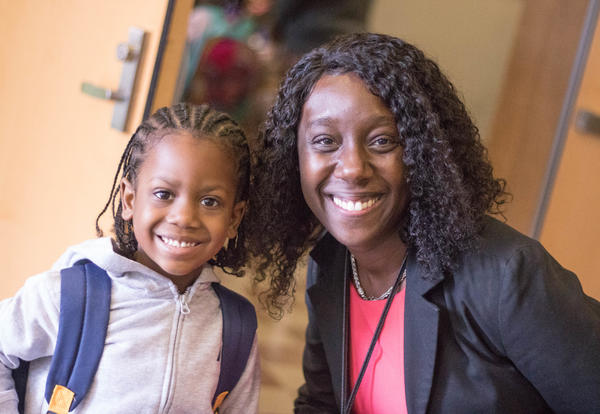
[307,234,349,410]
[404,251,444,414]
[308,236,444,413]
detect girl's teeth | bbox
[162,237,197,247]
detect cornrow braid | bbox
[96,102,250,275]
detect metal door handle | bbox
[81,82,122,100]
[80,27,146,131]
[575,109,600,136]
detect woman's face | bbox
[297,73,409,253]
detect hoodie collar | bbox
[52,237,220,295]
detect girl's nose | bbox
[334,144,372,183]
[167,199,200,228]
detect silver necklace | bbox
[350,253,407,301]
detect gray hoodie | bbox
[0,237,260,413]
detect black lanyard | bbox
[343,254,408,414]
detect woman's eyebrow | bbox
[305,117,335,128]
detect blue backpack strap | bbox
[211,283,257,412]
[44,260,111,412]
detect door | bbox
[486,0,590,234]
[0,0,192,298]
[538,10,600,300]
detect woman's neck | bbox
[349,237,408,297]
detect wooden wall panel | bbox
[539,11,600,299]
[487,0,589,234]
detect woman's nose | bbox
[334,144,372,183]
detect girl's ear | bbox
[227,200,246,239]
[120,178,135,221]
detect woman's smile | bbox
[330,194,382,214]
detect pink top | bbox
[348,283,408,414]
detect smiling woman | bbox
[246,32,600,413]
[297,73,408,265]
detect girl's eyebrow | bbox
[198,184,229,193]
[151,176,179,186]
[151,177,229,193]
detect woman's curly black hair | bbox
[96,102,251,276]
[246,32,509,315]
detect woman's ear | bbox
[120,178,135,221]
[227,200,246,239]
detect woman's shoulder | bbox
[478,215,539,249]
[449,215,572,302]
[465,215,551,270]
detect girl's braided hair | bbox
[96,102,251,275]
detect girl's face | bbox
[120,132,245,291]
[297,73,409,253]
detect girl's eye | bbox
[153,190,173,200]
[201,197,220,208]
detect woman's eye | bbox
[316,137,334,145]
[312,135,338,150]
[201,197,220,208]
[370,135,399,150]
[153,190,173,200]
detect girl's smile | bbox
[120,131,245,291]
[157,235,201,248]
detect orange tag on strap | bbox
[212,390,229,413]
[48,384,74,414]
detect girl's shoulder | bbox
[51,237,114,271]
[4,237,114,310]
[3,268,62,319]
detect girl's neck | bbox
[133,251,201,294]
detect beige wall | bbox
[0,0,191,299]
[368,0,524,142]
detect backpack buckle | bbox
[212,390,229,413]
[47,384,74,414]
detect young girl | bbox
[0,103,259,413]
[247,33,600,413]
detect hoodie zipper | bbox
[178,294,191,315]
[159,289,191,413]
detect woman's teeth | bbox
[333,196,377,212]
[160,236,198,248]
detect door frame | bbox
[145,0,193,118]
[533,0,600,237]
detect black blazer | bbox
[295,217,600,413]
